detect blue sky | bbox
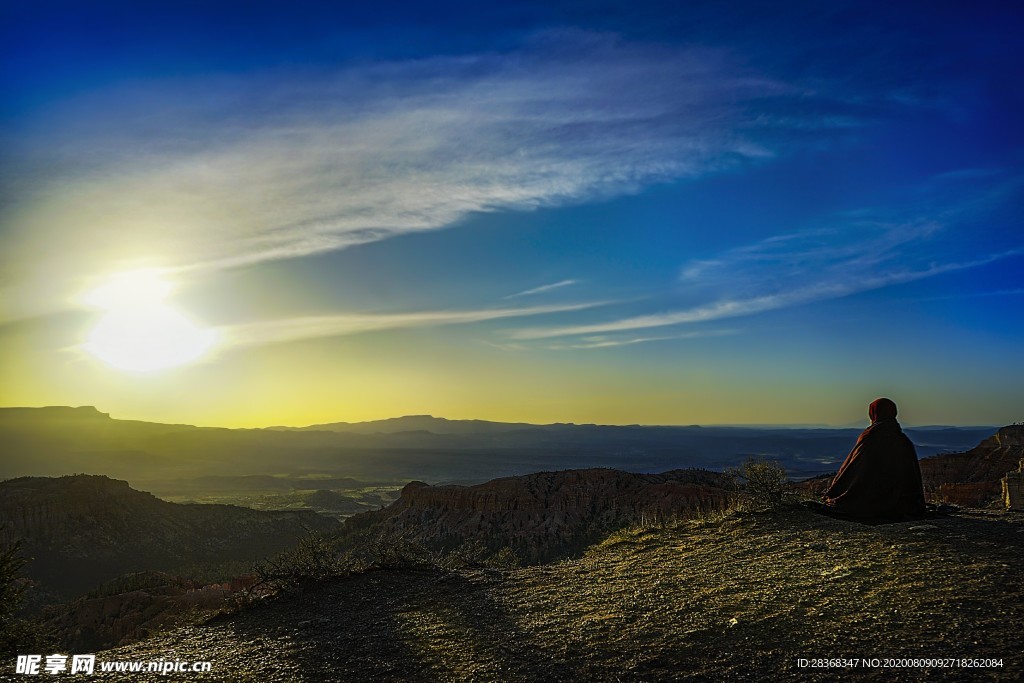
[1,0,1022,426]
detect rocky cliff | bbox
[1002,459,1024,511]
[918,425,1024,506]
[342,468,732,564]
[42,571,235,651]
[0,475,338,598]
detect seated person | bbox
[822,398,926,521]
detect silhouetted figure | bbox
[823,398,926,521]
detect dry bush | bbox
[1,541,53,657]
[245,530,354,600]
[726,458,796,511]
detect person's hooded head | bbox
[868,397,898,423]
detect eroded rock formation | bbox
[919,426,1024,507]
[343,468,732,564]
[1002,459,1024,511]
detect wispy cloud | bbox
[1,30,848,319]
[221,300,606,348]
[512,291,816,340]
[512,212,1023,340]
[544,329,735,350]
[905,288,1024,303]
[504,279,578,298]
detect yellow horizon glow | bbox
[0,273,1017,427]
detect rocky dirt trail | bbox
[70,508,1022,682]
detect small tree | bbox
[246,530,353,599]
[727,458,793,511]
[0,540,46,658]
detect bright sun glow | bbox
[82,270,217,373]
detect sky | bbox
[1,0,1022,427]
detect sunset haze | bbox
[1,0,1021,427]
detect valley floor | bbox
[80,509,1023,682]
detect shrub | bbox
[442,541,521,570]
[246,530,353,599]
[1,541,52,657]
[726,458,795,511]
[238,525,529,609]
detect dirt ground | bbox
[67,507,1023,682]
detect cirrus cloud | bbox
[1,30,848,321]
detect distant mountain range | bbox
[270,414,547,435]
[0,406,999,486]
[271,413,991,435]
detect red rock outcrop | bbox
[43,571,231,651]
[918,426,1024,506]
[1002,459,1024,511]
[345,468,732,563]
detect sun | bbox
[81,270,217,373]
